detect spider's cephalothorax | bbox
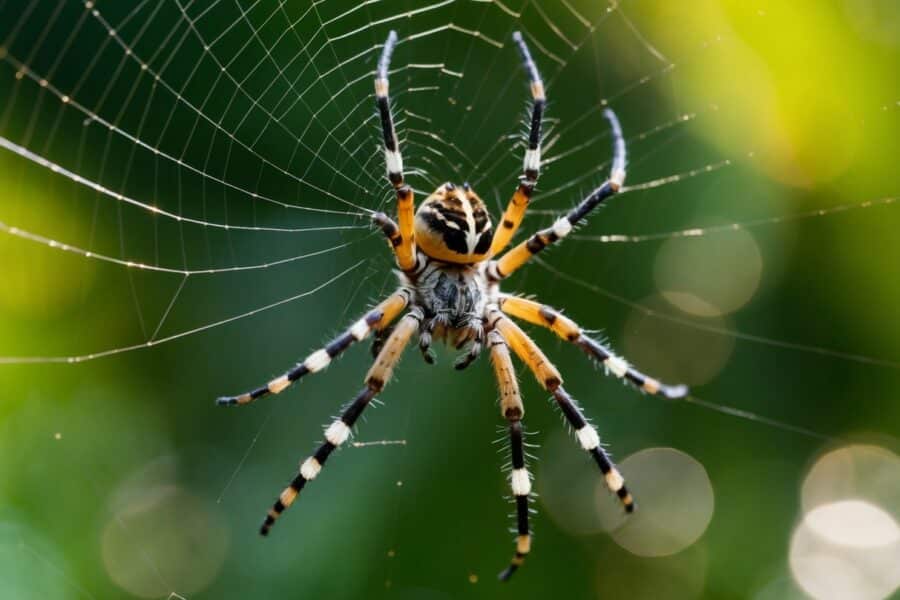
[218,30,688,582]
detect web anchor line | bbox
[535,257,900,370]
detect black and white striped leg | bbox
[370,324,394,358]
[488,32,545,257]
[216,290,409,406]
[512,31,545,183]
[376,30,404,187]
[564,108,626,221]
[260,311,420,535]
[488,109,627,282]
[488,329,532,581]
[499,419,532,581]
[551,384,634,512]
[577,335,688,399]
[260,386,374,535]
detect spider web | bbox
[0,1,898,598]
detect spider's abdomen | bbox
[414,183,493,265]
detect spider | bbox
[217,30,688,581]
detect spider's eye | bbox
[414,185,493,264]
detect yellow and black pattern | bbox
[489,31,546,257]
[373,185,417,271]
[374,32,418,272]
[497,294,688,399]
[490,181,533,257]
[413,182,493,264]
[217,30,692,583]
[486,306,636,513]
[487,109,627,282]
[488,307,562,391]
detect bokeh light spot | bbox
[597,448,714,557]
[102,458,228,598]
[538,431,611,536]
[791,445,900,599]
[804,500,899,548]
[654,223,763,317]
[789,510,900,600]
[623,294,735,386]
[801,445,900,520]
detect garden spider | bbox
[217,30,688,581]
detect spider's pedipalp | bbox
[497,294,688,399]
[216,289,409,406]
[260,311,420,535]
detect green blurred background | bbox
[0,1,898,598]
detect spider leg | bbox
[375,31,416,271]
[370,323,395,358]
[488,307,634,512]
[216,289,410,406]
[487,108,626,281]
[487,330,532,581]
[498,294,688,399]
[490,32,546,256]
[260,309,421,535]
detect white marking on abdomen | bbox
[460,194,478,254]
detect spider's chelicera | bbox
[218,30,688,581]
